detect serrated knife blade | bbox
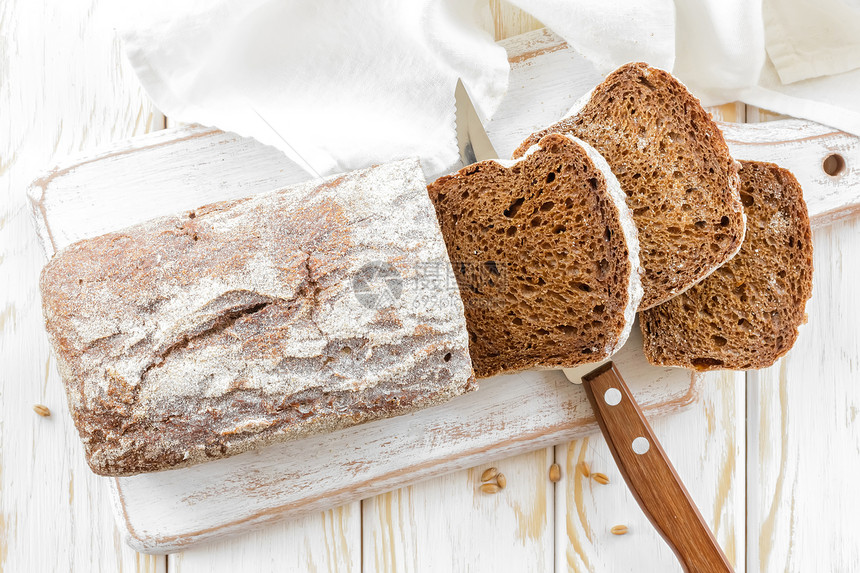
[455,78,498,165]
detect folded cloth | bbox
[520,0,860,137]
[115,0,860,174]
[763,0,860,84]
[741,58,860,138]
[506,0,676,74]
[113,0,509,179]
[674,0,860,137]
[672,0,765,107]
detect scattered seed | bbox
[480,483,501,494]
[610,525,629,535]
[33,404,51,417]
[592,472,610,485]
[578,461,590,478]
[496,473,507,489]
[549,463,561,483]
[481,467,498,482]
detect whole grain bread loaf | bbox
[513,63,746,309]
[427,133,643,378]
[640,161,813,370]
[40,159,475,476]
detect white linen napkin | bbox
[672,0,766,107]
[764,0,860,84]
[673,0,860,136]
[115,0,860,173]
[741,59,860,138]
[524,0,860,137]
[506,0,676,74]
[113,0,509,179]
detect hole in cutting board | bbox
[823,153,846,177]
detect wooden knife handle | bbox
[580,362,734,573]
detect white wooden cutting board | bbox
[26,28,860,554]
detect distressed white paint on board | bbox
[110,326,693,553]
[28,126,301,257]
[721,119,860,228]
[485,28,603,159]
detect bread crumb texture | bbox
[640,161,813,371]
[428,133,640,378]
[40,159,475,476]
[514,62,745,309]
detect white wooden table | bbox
[2,2,858,571]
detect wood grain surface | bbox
[555,370,745,572]
[580,364,733,572]
[3,0,860,571]
[0,0,166,570]
[745,108,860,573]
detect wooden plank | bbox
[0,0,165,571]
[747,217,860,572]
[169,506,361,572]
[488,0,544,41]
[554,371,745,572]
[362,447,554,572]
[111,327,695,553]
[720,119,860,228]
[745,106,860,572]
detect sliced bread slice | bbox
[427,133,642,378]
[513,62,745,309]
[640,161,813,371]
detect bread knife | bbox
[454,78,499,165]
[455,85,733,572]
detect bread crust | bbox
[514,62,745,309]
[40,159,475,476]
[640,161,813,371]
